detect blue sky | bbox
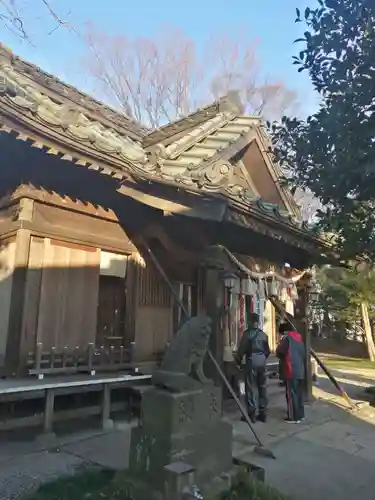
[0,0,320,115]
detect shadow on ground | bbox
[231,375,375,500]
[1,373,375,500]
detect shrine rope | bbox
[218,245,309,284]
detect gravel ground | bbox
[0,425,133,500]
[0,450,87,500]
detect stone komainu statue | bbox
[152,315,213,392]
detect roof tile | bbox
[0,47,311,238]
[0,61,148,167]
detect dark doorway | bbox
[96,275,126,347]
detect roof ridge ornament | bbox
[218,91,244,116]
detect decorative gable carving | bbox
[242,139,289,212]
[229,160,260,198]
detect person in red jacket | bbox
[276,322,306,423]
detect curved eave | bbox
[226,203,329,254]
[119,175,324,253]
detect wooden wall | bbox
[0,238,16,367]
[0,191,203,370]
[33,200,136,254]
[133,257,174,361]
[21,237,100,357]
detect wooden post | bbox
[101,384,113,429]
[35,342,43,379]
[203,268,224,386]
[360,302,375,361]
[43,388,55,434]
[87,343,95,375]
[124,254,138,357]
[4,228,31,376]
[295,284,313,401]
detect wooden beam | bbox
[0,220,21,237]
[295,285,313,401]
[101,384,113,429]
[118,184,227,222]
[0,401,128,432]
[18,198,34,222]
[0,186,119,223]
[124,254,139,347]
[43,388,55,434]
[4,228,31,376]
[20,220,135,255]
[203,268,225,387]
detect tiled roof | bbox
[144,111,260,199]
[0,44,147,141]
[0,46,314,240]
[143,90,243,148]
[0,50,150,175]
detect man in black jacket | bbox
[235,313,271,423]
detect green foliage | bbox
[23,468,292,500]
[323,354,375,370]
[269,0,375,260]
[318,264,375,323]
[220,469,292,500]
[21,469,117,500]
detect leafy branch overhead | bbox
[269,0,375,260]
[318,264,375,324]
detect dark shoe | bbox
[241,412,256,423]
[257,413,267,423]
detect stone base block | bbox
[140,386,223,436]
[129,419,232,490]
[128,386,233,495]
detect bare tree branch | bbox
[0,0,74,40]
[82,24,299,128]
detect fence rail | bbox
[27,342,136,378]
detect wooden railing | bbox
[27,342,136,379]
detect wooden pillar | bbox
[264,300,276,353]
[203,268,224,387]
[4,228,31,376]
[43,388,55,434]
[125,253,140,360]
[101,383,113,429]
[295,284,312,401]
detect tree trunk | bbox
[360,302,375,362]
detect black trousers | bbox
[285,379,305,421]
[244,364,268,416]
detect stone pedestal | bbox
[128,385,232,496]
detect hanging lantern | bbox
[308,279,321,303]
[223,272,236,290]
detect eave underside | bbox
[0,129,325,269]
